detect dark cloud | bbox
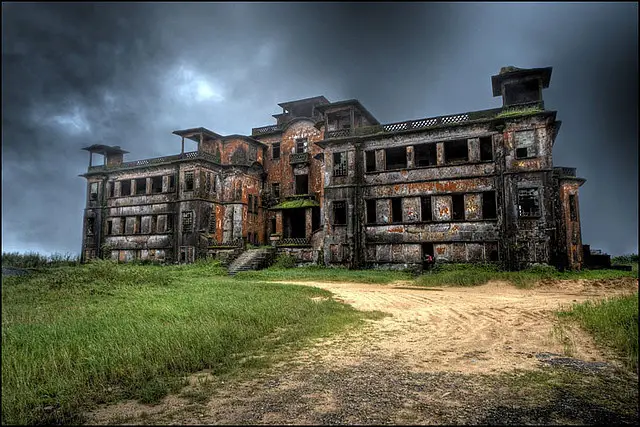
[1,2,637,255]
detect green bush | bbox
[272,253,297,269]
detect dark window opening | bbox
[212,175,217,193]
[366,199,377,224]
[133,216,141,234]
[168,175,176,191]
[295,138,308,154]
[120,180,131,196]
[422,242,434,257]
[86,217,95,235]
[489,250,499,261]
[90,182,98,200]
[151,176,163,194]
[208,210,216,234]
[166,214,174,232]
[272,142,280,159]
[505,79,540,105]
[480,137,493,161]
[444,140,468,164]
[391,198,402,224]
[333,152,347,177]
[482,191,497,219]
[120,217,127,234]
[365,151,376,172]
[270,217,277,234]
[385,147,407,170]
[295,174,308,195]
[452,194,465,220]
[204,173,211,194]
[515,147,530,159]
[518,188,540,217]
[135,178,146,195]
[107,220,113,235]
[108,182,115,198]
[414,144,437,167]
[185,172,194,191]
[312,206,321,231]
[569,194,577,221]
[248,195,254,214]
[254,196,259,214]
[272,183,280,199]
[421,196,432,222]
[182,211,194,232]
[333,201,347,225]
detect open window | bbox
[414,144,437,167]
[482,191,497,219]
[270,217,277,235]
[333,201,347,225]
[108,182,115,198]
[333,152,347,177]
[106,219,113,235]
[120,180,131,196]
[272,183,280,199]
[295,138,308,154]
[421,196,432,221]
[366,199,377,224]
[365,151,376,172]
[182,211,194,232]
[505,79,540,105]
[89,182,99,200]
[452,194,465,220]
[151,176,163,194]
[295,174,308,195]
[385,147,407,170]
[517,188,540,217]
[184,171,194,191]
[480,137,493,161]
[248,195,254,214]
[86,217,95,235]
[391,198,402,224]
[135,178,146,195]
[444,140,468,164]
[272,142,280,160]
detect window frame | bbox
[184,171,195,192]
[333,151,348,177]
[333,200,347,226]
[272,142,281,160]
[517,188,541,218]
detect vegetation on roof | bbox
[271,199,319,209]
[495,106,544,119]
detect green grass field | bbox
[1,260,380,425]
[558,293,639,372]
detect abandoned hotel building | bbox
[80,66,587,270]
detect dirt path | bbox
[85,278,639,425]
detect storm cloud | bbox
[2,2,637,255]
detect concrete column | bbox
[181,137,185,154]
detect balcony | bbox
[86,151,221,173]
[289,152,309,165]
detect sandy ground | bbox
[85,277,638,425]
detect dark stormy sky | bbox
[2,2,638,256]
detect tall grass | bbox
[1,251,80,268]
[558,293,639,372]
[415,263,638,288]
[2,260,373,425]
[235,265,414,284]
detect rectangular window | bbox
[166,214,174,232]
[271,217,277,234]
[254,196,259,214]
[333,201,347,225]
[120,217,127,234]
[272,183,280,199]
[272,142,281,159]
[482,191,497,219]
[204,173,211,194]
[420,196,432,222]
[333,152,347,177]
[86,217,95,235]
[108,182,115,198]
[134,216,141,234]
[295,174,308,195]
[385,147,407,170]
[569,194,577,221]
[106,219,113,235]
[414,144,437,167]
[120,180,132,196]
[90,182,98,200]
[365,151,376,172]
[185,171,194,191]
[134,178,146,195]
[248,195,254,214]
[518,188,540,217]
[168,175,176,191]
[480,137,493,161]
[151,176,163,194]
[212,175,217,193]
[515,130,536,159]
[391,198,402,224]
[366,199,377,224]
[150,215,157,234]
[182,211,194,232]
[295,138,308,154]
[208,210,217,234]
[452,194,465,220]
[444,139,469,164]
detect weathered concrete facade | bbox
[81,66,586,270]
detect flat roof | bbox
[314,99,380,125]
[277,95,330,110]
[491,66,552,96]
[172,127,222,142]
[81,144,129,154]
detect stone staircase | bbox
[227,248,275,275]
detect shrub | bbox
[272,253,297,269]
